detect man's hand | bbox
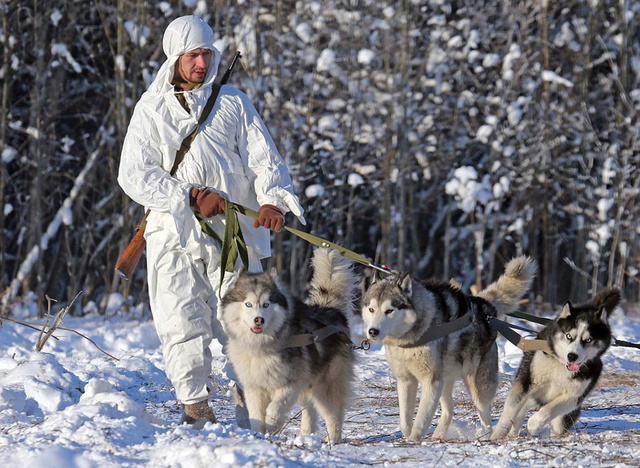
[190,186,226,218]
[253,204,284,232]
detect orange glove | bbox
[190,187,226,218]
[253,204,284,232]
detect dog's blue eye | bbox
[262,302,270,308]
[385,309,393,315]
[565,333,573,341]
[245,302,252,308]
[584,337,592,343]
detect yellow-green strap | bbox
[198,199,397,293]
[227,201,398,275]
[218,201,249,292]
[196,205,250,294]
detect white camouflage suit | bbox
[118,16,304,405]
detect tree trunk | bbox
[0,0,11,290]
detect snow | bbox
[357,49,375,66]
[51,44,82,73]
[502,44,521,82]
[347,173,364,187]
[124,21,151,48]
[305,184,325,198]
[1,145,16,163]
[295,23,313,44]
[317,49,337,74]
[50,10,63,27]
[445,166,493,213]
[1,307,639,467]
[541,70,574,88]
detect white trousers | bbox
[146,228,262,405]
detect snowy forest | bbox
[1,0,640,318]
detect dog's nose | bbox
[368,328,379,338]
[567,352,578,362]
[254,317,264,326]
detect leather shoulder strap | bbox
[170,83,223,175]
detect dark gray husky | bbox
[361,256,537,441]
[491,288,620,439]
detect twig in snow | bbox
[0,292,119,361]
[35,292,81,351]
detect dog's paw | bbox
[431,427,447,441]
[490,425,509,441]
[400,425,412,439]
[508,426,522,438]
[526,413,547,436]
[407,430,424,442]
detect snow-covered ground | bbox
[1,303,639,467]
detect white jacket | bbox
[118,17,304,258]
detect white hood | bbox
[146,15,222,96]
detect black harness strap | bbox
[284,324,347,348]
[397,312,473,348]
[613,338,640,349]
[489,316,552,353]
[508,310,640,350]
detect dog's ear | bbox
[558,301,573,319]
[398,273,412,296]
[225,268,242,293]
[599,306,610,324]
[370,269,379,285]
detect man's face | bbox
[173,48,212,90]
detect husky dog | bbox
[219,248,358,441]
[490,288,620,440]
[361,256,536,441]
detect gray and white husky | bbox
[219,248,358,441]
[491,288,620,440]
[361,256,537,441]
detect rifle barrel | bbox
[219,51,242,85]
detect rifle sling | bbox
[170,82,222,175]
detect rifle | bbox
[115,51,242,280]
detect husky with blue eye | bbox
[219,248,358,442]
[491,288,620,440]
[361,256,537,441]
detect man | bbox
[118,15,304,426]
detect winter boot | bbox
[182,400,217,428]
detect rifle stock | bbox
[115,212,148,280]
[115,51,241,280]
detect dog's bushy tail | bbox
[308,248,359,315]
[477,256,537,318]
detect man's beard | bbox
[176,62,207,86]
[189,68,207,83]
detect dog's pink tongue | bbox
[251,327,263,334]
[567,362,580,372]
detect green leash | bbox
[200,199,398,291]
[229,201,397,274]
